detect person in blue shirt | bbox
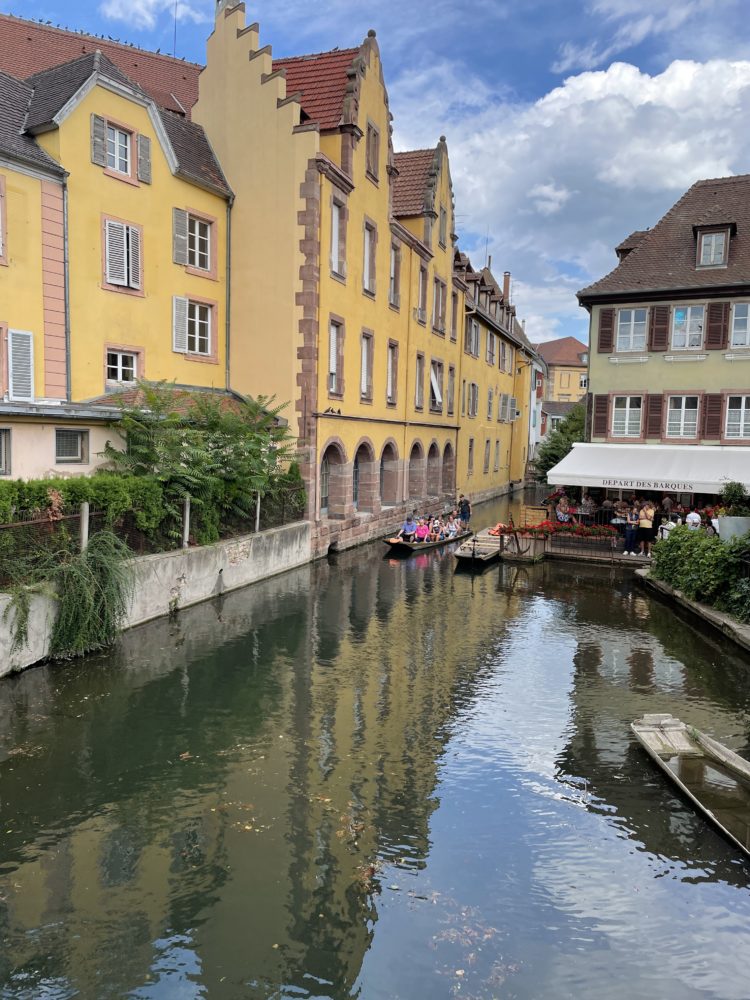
[397,514,417,542]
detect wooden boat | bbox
[383,529,471,555]
[631,713,750,858]
[454,528,503,566]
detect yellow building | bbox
[0,50,231,479]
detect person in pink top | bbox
[415,518,430,542]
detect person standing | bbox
[624,505,639,555]
[457,494,472,529]
[686,507,702,530]
[638,500,656,557]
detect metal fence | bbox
[545,531,620,561]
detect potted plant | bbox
[717,481,750,541]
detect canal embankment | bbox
[0,520,311,675]
[636,568,750,655]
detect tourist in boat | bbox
[638,499,656,557]
[458,494,472,528]
[414,518,431,543]
[624,505,639,555]
[396,514,417,542]
[445,515,459,537]
[429,516,443,542]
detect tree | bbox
[535,402,585,483]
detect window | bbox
[671,305,704,350]
[328,321,342,395]
[508,345,514,372]
[173,297,215,359]
[439,205,447,247]
[389,244,401,306]
[186,303,210,355]
[365,122,380,180]
[320,457,330,514]
[483,439,491,475]
[468,382,479,418]
[360,332,373,400]
[386,342,398,405]
[106,351,137,383]
[187,215,210,271]
[451,292,458,341]
[727,396,750,438]
[667,395,699,437]
[432,278,447,332]
[363,222,376,294]
[560,372,570,388]
[467,438,474,476]
[429,360,443,412]
[173,209,213,275]
[487,388,494,419]
[486,331,497,366]
[698,230,727,267]
[579,374,588,389]
[106,124,130,174]
[464,318,480,356]
[0,174,6,265]
[7,329,34,402]
[417,265,427,322]
[0,429,9,475]
[612,396,642,437]
[461,379,466,417]
[330,199,347,276]
[104,219,141,290]
[447,365,455,415]
[494,440,500,472]
[616,308,647,352]
[500,341,507,371]
[55,429,89,464]
[731,303,749,348]
[415,353,425,409]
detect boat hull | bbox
[383,530,471,555]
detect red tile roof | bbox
[392,148,435,216]
[535,336,588,367]
[273,47,358,130]
[0,13,199,115]
[579,175,750,301]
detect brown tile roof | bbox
[273,47,358,130]
[0,14,199,115]
[86,384,245,415]
[159,108,231,196]
[535,336,588,367]
[579,174,750,301]
[0,69,64,174]
[393,148,435,216]
[615,230,649,253]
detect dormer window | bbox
[696,227,730,268]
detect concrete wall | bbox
[0,520,311,676]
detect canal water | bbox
[2,498,750,999]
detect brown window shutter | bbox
[705,302,729,350]
[702,393,723,439]
[645,394,663,438]
[597,308,614,353]
[648,305,670,351]
[592,394,609,436]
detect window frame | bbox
[579,373,588,389]
[185,212,215,277]
[730,302,750,349]
[106,122,131,176]
[725,395,750,439]
[671,304,705,351]
[55,428,89,465]
[439,205,448,248]
[467,437,474,476]
[616,307,648,353]
[363,219,377,296]
[415,352,425,410]
[105,347,140,385]
[486,331,497,366]
[483,439,491,475]
[365,121,380,182]
[611,395,643,438]
[417,265,428,323]
[429,358,444,413]
[328,317,344,398]
[360,330,374,402]
[697,228,729,269]
[665,394,700,439]
[330,195,347,279]
[450,291,458,342]
[386,340,398,406]
[0,428,10,476]
[102,215,143,294]
[389,242,401,308]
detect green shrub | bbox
[652,525,748,608]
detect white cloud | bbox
[390,56,750,343]
[99,0,210,31]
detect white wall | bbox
[0,420,122,480]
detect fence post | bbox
[182,496,191,549]
[79,501,90,552]
[255,492,261,533]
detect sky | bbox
[4,0,750,344]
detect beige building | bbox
[535,336,588,402]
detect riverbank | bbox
[636,568,750,655]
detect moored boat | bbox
[383,530,471,555]
[454,528,503,566]
[631,713,750,858]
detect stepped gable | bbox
[25,50,142,131]
[0,13,199,115]
[0,69,63,173]
[579,174,750,301]
[392,148,436,216]
[272,47,359,130]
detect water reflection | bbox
[0,505,749,998]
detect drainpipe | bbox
[224,195,234,392]
[62,175,72,402]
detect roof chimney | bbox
[503,271,511,301]
[487,254,492,270]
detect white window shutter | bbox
[127,227,141,289]
[360,337,369,395]
[172,208,189,265]
[137,134,152,184]
[430,365,442,405]
[387,348,393,398]
[510,396,518,419]
[331,203,340,271]
[91,114,106,166]
[172,296,189,353]
[8,329,34,401]
[105,220,127,286]
[329,326,338,376]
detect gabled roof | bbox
[535,336,588,367]
[25,50,142,132]
[392,148,436,216]
[159,109,231,196]
[273,47,358,130]
[0,69,64,174]
[615,230,648,254]
[542,400,577,418]
[0,13,198,115]
[579,174,750,301]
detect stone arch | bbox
[407,439,425,500]
[351,437,378,513]
[442,441,455,496]
[379,439,400,506]
[319,437,348,519]
[426,440,441,497]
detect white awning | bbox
[547,443,750,494]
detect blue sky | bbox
[4,0,750,343]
